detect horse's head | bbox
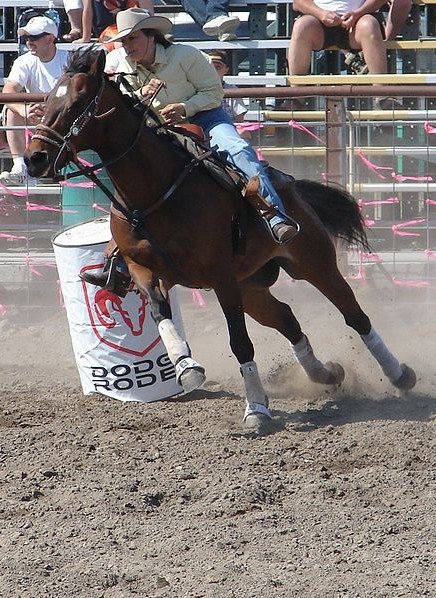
[24,48,108,178]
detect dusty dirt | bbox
[1,277,435,598]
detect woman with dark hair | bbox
[110,8,298,244]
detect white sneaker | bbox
[0,168,35,186]
[202,15,240,37]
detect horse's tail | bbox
[293,179,370,251]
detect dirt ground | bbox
[1,277,435,598]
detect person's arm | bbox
[3,80,44,123]
[341,0,388,30]
[78,0,93,42]
[170,49,224,119]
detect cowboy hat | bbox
[109,8,172,42]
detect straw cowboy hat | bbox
[109,8,172,42]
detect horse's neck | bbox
[94,107,178,208]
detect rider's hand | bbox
[140,78,165,101]
[160,103,187,124]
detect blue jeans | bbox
[191,106,286,216]
[179,0,230,27]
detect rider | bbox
[82,8,299,290]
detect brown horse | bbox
[25,48,416,430]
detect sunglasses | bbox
[21,33,49,42]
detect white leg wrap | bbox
[361,327,402,382]
[291,335,331,383]
[158,318,189,365]
[240,361,271,420]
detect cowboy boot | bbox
[80,254,132,297]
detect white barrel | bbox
[52,217,183,403]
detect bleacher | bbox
[1,0,436,318]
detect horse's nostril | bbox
[24,151,50,177]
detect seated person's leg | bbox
[351,14,387,74]
[0,110,29,185]
[287,16,325,75]
[384,0,412,40]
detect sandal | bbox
[62,29,81,42]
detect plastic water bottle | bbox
[45,1,60,36]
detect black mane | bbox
[65,46,101,76]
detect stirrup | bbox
[79,256,131,297]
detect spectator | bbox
[0,17,69,185]
[287,0,388,79]
[76,0,153,43]
[180,0,240,41]
[344,0,413,75]
[62,0,83,41]
[208,50,247,122]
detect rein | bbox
[34,75,208,283]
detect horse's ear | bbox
[90,50,107,77]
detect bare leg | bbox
[287,16,324,74]
[351,15,387,73]
[384,0,412,40]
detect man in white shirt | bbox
[0,16,69,185]
[288,0,388,78]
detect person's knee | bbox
[291,15,323,45]
[354,14,384,41]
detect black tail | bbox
[293,179,370,251]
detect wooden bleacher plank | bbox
[288,73,436,85]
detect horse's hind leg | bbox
[214,279,272,429]
[128,262,206,394]
[239,270,345,386]
[294,262,416,391]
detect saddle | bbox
[158,123,276,218]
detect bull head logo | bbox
[94,289,147,336]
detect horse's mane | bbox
[65,46,101,76]
[63,47,152,118]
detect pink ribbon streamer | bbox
[0,181,28,196]
[426,198,436,206]
[424,249,436,259]
[0,304,6,317]
[256,147,265,161]
[0,233,27,240]
[235,123,263,133]
[359,197,399,206]
[392,218,426,236]
[393,277,429,288]
[357,149,392,179]
[92,203,110,213]
[26,201,77,213]
[424,121,436,134]
[391,172,433,182]
[288,120,325,144]
[60,180,95,188]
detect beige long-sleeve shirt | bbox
[117,42,224,119]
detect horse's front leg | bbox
[214,279,271,429]
[127,261,206,394]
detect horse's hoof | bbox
[244,413,272,433]
[392,364,416,391]
[243,402,272,432]
[325,361,345,386]
[179,367,206,394]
